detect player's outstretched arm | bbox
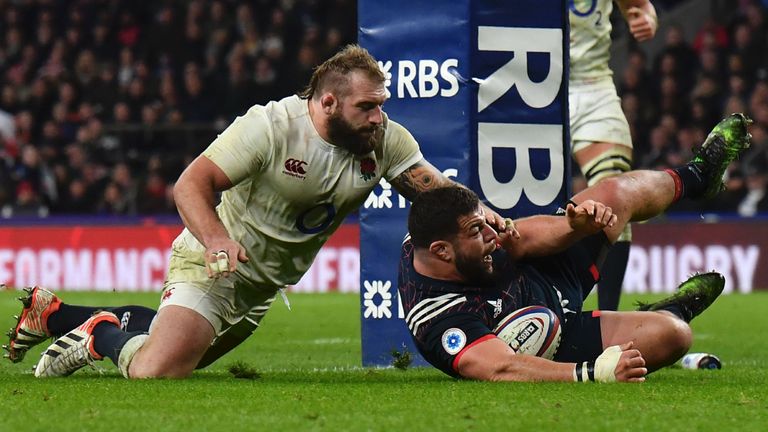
[390,158,507,231]
[174,155,249,277]
[617,0,658,42]
[456,338,646,383]
[498,200,616,260]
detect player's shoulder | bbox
[241,95,307,123]
[382,113,412,140]
[377,112,419,157]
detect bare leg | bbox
[571,170,676,243]
[574,143,633,310]
[599,310,692,372]
[128,305,215,378]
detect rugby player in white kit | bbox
[569,0,657,310]
[18,45,509,379]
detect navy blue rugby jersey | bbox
[397,236,604,377]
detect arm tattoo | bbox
[392,160,455,201]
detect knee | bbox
[129,352,197,379]
[595,176,624,199]
[127,342,202,379]
[660,314,693,358]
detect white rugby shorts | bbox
[569,79,632,153]
[156,276,279,335]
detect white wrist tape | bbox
[215,251,229,273]
[594,345,623,383]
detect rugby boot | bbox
[636,272,725,322]
[689,113,753,200]
[34,311,119,377]
[3,286,61,363]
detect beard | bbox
[326,110,380,156]
[455,250,497,286]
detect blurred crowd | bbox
[0,0,355,217]
[608,0,768,215]
[0,0,766,218]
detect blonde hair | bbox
[298,44,385,100]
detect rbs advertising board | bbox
[358,1,570,366]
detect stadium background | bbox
[0,0,766,295]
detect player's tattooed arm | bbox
[389,158,454,202]
[391,158,509,233]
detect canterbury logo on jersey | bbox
[283,158,308,179]
[405,293,467,334]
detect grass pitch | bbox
[0,290,766,431]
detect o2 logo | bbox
[569,0,597,17]
[296,203,336,234]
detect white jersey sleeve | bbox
[380,119,423,181]
[203,105,272,184]
[202,107,272,185]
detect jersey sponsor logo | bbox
[553,285,575,318]
[283,158,308,179]
[296,203,336,234]
[441,328,466,355]
[569,0,598,17]
[487,298,503,318]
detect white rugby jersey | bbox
[167,95,422,286]
[569,0,614,82]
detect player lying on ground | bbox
[3,44,508,378]
[398,113,752,382]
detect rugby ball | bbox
[493,306,561,360]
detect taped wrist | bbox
[573,361,596,382]
[594,345,623,383]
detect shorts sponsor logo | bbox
[283,158,308,179]
[442,328,466,355]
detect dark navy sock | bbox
[47,304,156,336]
[656,304,687,322]
[47,304,103,336]
[108,305,157,332]
[667,163,706,201]
[598,241,630,311]
[91,322,146,366]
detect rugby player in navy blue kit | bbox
[398,114,752,382]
